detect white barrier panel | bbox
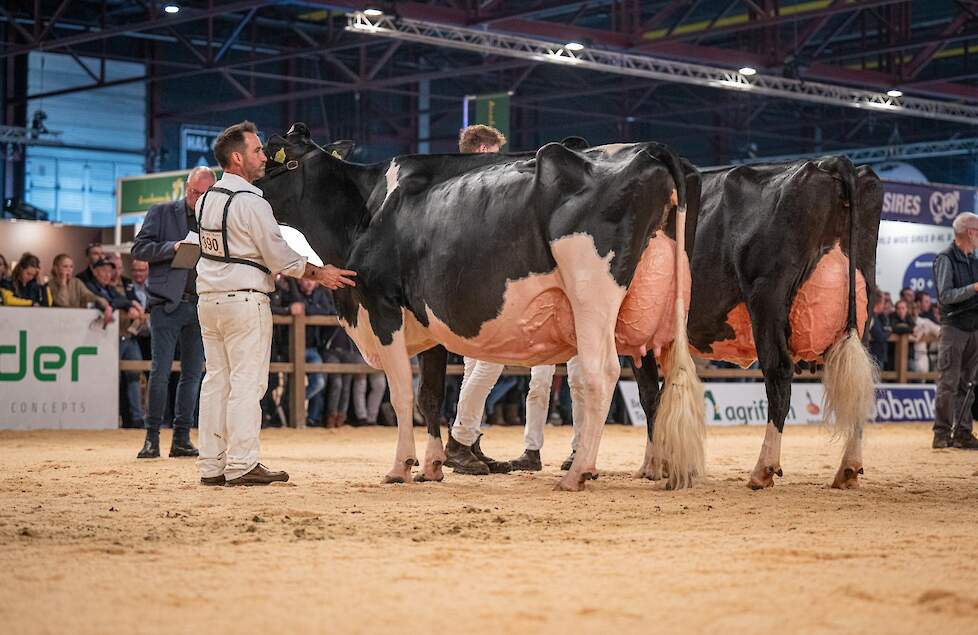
[0,307,119,430]
[619,381,937,426]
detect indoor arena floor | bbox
[2,423,977,634]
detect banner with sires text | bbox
[0,308,119,430]
[619,381,938,426]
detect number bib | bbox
[199,229,226,258]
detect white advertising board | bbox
[875,220,954,299]
[619,381,937,426]
[0,307,119,429]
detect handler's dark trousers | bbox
[934,324,978,435]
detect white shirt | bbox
[194,172,307,293]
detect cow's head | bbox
[257,122,354,228]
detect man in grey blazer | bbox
[131,166,216,459]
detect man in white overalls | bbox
[193,121,356,486]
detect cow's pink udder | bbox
[698,243,868,366]
[615,231,690,363]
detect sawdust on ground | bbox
[1,423,977,634]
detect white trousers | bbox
[196,291,273,480]
[451,357,580,452]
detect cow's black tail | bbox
[643,143,687,217]
[820,155,878,489]
[839,156,859,331]
[644,141,705,490]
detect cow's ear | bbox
[561,136,590,151]
[286,122,311,140]
[325,140,355,160]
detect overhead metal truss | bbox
[346,11,978,126]
[721,136,978,167]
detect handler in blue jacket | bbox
[131,166,216,459]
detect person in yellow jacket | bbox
[0,252,51,307]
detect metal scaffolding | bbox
[347,11,978,126]
[722,136,978,167]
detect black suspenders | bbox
[197,186,272,274]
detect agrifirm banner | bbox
[875,220,954,299]
[881,180,977,227]
[618,381,937,426]
[0,307,118,429]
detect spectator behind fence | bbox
[0,253,10,284]
[86,257,146,429]
[900,287,915,306]
[76,242,104,286]
[322,304,356,428]
[49,254,113,322]
[290,277,331,427]
[916,291,938,322]
[932,212,978,450]
[912,291,941,372]
[868,289,891,369]
[1,252,51,307]
[130,165,215,459]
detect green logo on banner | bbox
[0,331,97,382]
[473,93,510,150]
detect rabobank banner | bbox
[881,180,976,227]
[619,381,937,426]
[0,307,119,430]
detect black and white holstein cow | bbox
[257,123,705,491]
[631,157,883,490]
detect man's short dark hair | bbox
[458,124,506,153]
[213,121,259,169]
[85,241,102,257]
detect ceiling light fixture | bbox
[887,89,903,98]
[363,8,384,17]
[738,66,757,76]
[565,42,585,51]
[163,4,180,13]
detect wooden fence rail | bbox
[119,315,935,427]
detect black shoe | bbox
[510,449,542,471]
[137,436,160,459]
[200,474,225,486]
[953,431,978,450]
[472,436,511,474]
[444,437,490,475]
[933,430,951,449]
[169,438,199,458]
[560,450,576,471]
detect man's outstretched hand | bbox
[318,264,357,290]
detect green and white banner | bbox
[0,307,119,429]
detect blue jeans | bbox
[145,301,205,432]
[120,336,144,426]
[306,347,326,424]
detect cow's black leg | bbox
[631,351,662,480]
[414,345,448,483]
[746,292,794,490]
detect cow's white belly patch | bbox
[422,232,687,366]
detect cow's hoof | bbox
[633,460,665,481]
[747,465,782,490]
[414,461,444,483]
[554,474,585,492]
[384,458,418,484]
[831,465,863,490]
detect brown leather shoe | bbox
[225,463,290,486]
[200,474,226,486]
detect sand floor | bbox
[2,423,977,634]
